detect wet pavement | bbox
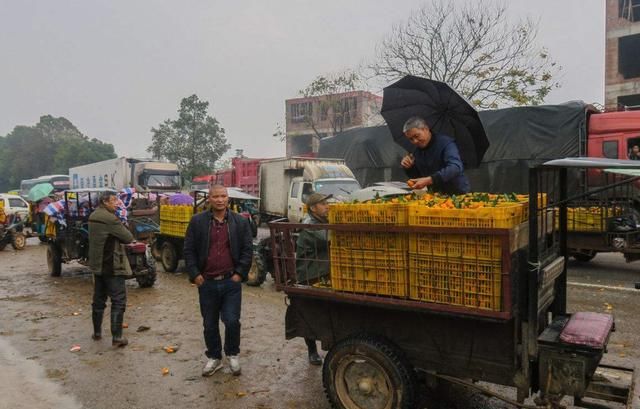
[0,237,638,409]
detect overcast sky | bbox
[0,0,605,160]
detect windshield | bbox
[314,179,361,200]
[144,173,181,190]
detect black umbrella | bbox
[381,75,489,168]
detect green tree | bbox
[0,116,117,191]
[367,0,560,108]
[147,95,230,181]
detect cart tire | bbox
[572,249,597,262]
[11,232,26,250]
[136,249,157,288]
[161,242,179,273]
[47,243,62,277]
[246,258,265,286]
[323,334,416,409]
[0,242,7,251]
[151,239,162,260]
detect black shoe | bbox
[308,352,322,365]
[92,310,104,341]
[112,337,128,347]
[92,333,102,341]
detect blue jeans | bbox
[198,278,242,359]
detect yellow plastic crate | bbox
[330,231,408,251]
[407,203,523,229]
[159,220,189,237]
[329,203,408,225]
[553,207,624,232]
[409,233,503,261]
[409,254,502,311]
[160,205,193,222]
[330,247,407,297]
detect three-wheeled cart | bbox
[268,159,639,409]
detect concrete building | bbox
[285,90,383,156]
[606,0,640,108]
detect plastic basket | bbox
[408,233,502,261]
[159,220,189,237]
[408,254,502,311]
[329,203,408,225]
[330,231,408,251]
[160,205,193,222]
[330,247,407,297]
[407,203,522,229]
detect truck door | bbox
[288,178,310,223]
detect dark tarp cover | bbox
[319,101,594,192]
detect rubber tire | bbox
[323,334,416,409]
[151,239,162,260]
[47,243,62,277]
[11,232,26,250]
[161,242,178,273]
[572,249,597,262]
[0,241,7,251]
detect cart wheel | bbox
[0,241,7,251]
[245,258,265,287]
[161,242,178,273]
[151,239,162,260]
[47,243,62,277]
[572,249,597,262]
[323,335,416,409]
[136,249,157,288]
[11,232,26,250]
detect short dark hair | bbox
[99,191,117,205]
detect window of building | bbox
[603,141,619,159]
[618,94,640,109]
[619,34,640,79]
[290,102,313,123]
[619,0,640,21]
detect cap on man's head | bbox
[305,192,333,207]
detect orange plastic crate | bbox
[330,247,407,297]
[409,233,502,261]
[408,254,502,311]
[330,231,408,251]
[407,204,522,229]
[329,203,408,225]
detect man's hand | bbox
[231,273,242,283]
[408,177,433,190]
[194,274,205,287]
[400,154,415,169]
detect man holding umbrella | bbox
[400,116,470,195]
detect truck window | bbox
[290,182,300,198]
[602,141,619,159]
[9,198,27,208]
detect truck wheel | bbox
[11,232,26,250]
[572,249,597,262]
[161,242,178,273]
[151,239,162,260]
[47,243,62,277]
[323,334,416,409]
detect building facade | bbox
[606,0,640,108]
[285,90,383,156]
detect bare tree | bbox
[298,70,361,139]
[367,1,560,108]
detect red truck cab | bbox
[588,110,640,160]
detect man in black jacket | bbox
[184,184,253,377]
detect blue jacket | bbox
[183,210,253,283]
[405,133,470,195]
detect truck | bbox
[69,157,181,193]
[193,157,263,195]
[267,159,639,409]
[258,157,362,223]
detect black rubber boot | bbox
[111,311,128,347]
[305,338,322,366]
[92,310,103,340]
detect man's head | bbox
[208,184,229,212]
[305,192,332,219]
[99,191,118,213]
[633,145,639,154]
[403,116,432,149]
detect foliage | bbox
[147,94,230,181]
[367,0,560,108]
[0,115,116,191]
[298,70,362,139]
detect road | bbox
[0,237,638,409]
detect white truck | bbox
[69,157,181,192]
[258,157,361,223]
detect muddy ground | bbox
[0,236,638,409]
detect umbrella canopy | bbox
[28,183,54,202]
[381,75,489,168]
[168,193,194,205]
